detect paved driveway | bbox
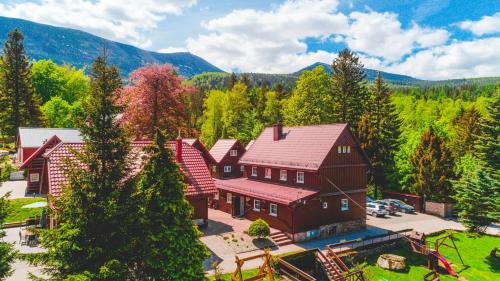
[0,180,27,199]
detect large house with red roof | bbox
[20,133,216,228]
[214,123,369,242]
[209,139,246,179]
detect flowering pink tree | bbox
[118,64,195,139]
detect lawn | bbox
[360,230,500,281]
[5,197,47,223]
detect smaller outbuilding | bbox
[209,139,246,179]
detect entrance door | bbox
[232,195,245,217]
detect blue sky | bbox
[0,0,499,79]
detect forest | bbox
[1,29,498,233]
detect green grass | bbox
[360,230,500,281]
[5,198,47,223]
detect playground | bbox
[359,230,499,281]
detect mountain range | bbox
[0,16,498,86]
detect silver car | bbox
[366,203,389,217]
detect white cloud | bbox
[459,13,500,36]
[157,46,188,53]
[345,11,449,62]
[0,0,196,47]
[187,0,348,73]
[385,38,500,80]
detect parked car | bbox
[374,200,397,215]
[385,199,415,213]
[366,203,389,217]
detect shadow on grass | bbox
[485,255,499,273]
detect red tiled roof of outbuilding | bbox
[44,140,216,198]
[209,139,239,163]
[215,178,318,205]
[239,124,348,171]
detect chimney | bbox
[273,122,283,141]
[176,130,182,162]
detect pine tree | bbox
[357,73,400,197]
[40,52,138,280]
[136,131,209,280]
[452,105,482,158]
[474,95,499,174]
[0,29,43,136]
[410,127,455,202]
[227,72,237,89]
[454,168,499,233]
[331,48,368,130]
[0,194,15,280]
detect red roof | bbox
[44,140,216,198]
[19,135,61,169]
[215,178,318,205]
[239,124,348,171]
[209,139,240,163]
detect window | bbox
[297,171,304,184]
[227,193,232,204]
[342,146,347,153]
[212,165,217,172]
[341,199,349,211]
[270,203,278,216]
[251,167,257,177]
[224,166,232,173]
[240,165,245,172]
[230,149,238,157]
[265,168,271,179]
[214,192,219,200]
[338,146,342,153]
[253,199,261,211]
[30,173,40,182]
[280,170,287,181]
[347,146,351,153]
[323,202,328,209]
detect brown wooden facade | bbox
[214,124,369,241]
[211,140,246,179]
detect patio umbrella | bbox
[21,201,48,209]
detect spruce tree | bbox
[474,95,499,173]
[40,52,138,280]
[0,29,43,136]
[452,105,482,158]
[357,73,400,197]
[0,194,15,280]
[136,131,209,280]
[454,169,499,233]
[410,127,455,202]
[331,48,368,130]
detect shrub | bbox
[248,219,270,239]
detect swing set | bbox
[231,249,274,281]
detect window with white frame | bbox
[347,146,351,153]
[230,149,238,157]
[240,165,245,172]
[253,199,261,211]
[338,146,342,153]
[297,171,304,183]
[265,168,271,179]
[30,173,40,182]
[280,170,287,181]
[251,167,257,177]
[270,203,278,216]
[342,146,347,153]
[341,199,349,211]
[323,202,328,209]
[224,166,232,173]
[227,193,232,204]
[212,165,217,172]
[214,192,219,200]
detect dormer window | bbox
[230,149,238,157]
[297,171,304,184]
[251,167,257,177]
[338,146,351,154]
[265,168,271,179]
[280,170,287,181]
[338,146,342,153]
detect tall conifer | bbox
[331,48,368,130]
[40,52,137,280]
[0,29,42,136]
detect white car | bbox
[366,203,389,217]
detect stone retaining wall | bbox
[425,201,454,218]
[293,218,366,242]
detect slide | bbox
[434,251,458,277]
